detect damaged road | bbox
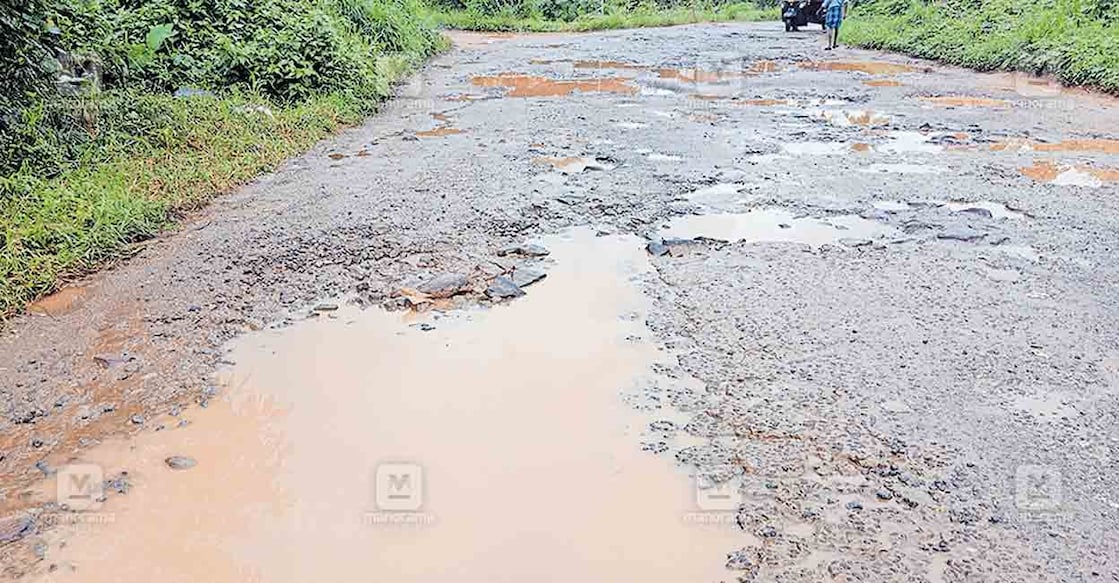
[2,22,1119,582]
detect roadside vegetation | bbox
[844,0,1119,93]
[424,0,778,32]
[0,0,445,316]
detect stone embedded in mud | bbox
[0,514,35,544]
[485,276,526,300]
[497,242,550,257]
[165,456,198,470]
[511,266,547,288]
[105,472,132,495]
[416,273,470,299]
[937,226,985,242]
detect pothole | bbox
[23,229,747,582]
[532,156,614,173]
[797,61,917,75]
[26,285,92,316]
[660,208,898,245]
[471,74,638,97]
[921,96,1011,108]
[991,138,1119,154]
[1020,160,1118,187]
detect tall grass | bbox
[843,0,1119,93]
[1,0,446,317]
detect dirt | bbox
[2,22,1119,582]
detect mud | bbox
[471,73,637,97]
[24,287,90,317]
[2,22,1119,583]
[797,60,917,75]
[20,231,748,582]
[921,96,1012,108]
[1019,160,1119,186]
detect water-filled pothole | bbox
[661,208,897,245]
[471,74,638,97]
[24,230,747,582]
[1020,160,1118,187]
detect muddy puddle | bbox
[26,285,91,316]
[20,230,748,583]
[797,61,917,75]
[544,59,781,81]
[415,113,466,138]
[1020,160,1119,187]
[921,96,1011,108]
[471,73,637,97]
[991,138,1119,154]
[661,208,897,245]
[532,156,613,173]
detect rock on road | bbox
[2,22,1119,581]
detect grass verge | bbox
[426,3,777,32]
[842,0,1119,94]
[0,55,428,317]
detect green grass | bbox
[0,55,427,317]
[842,0,1119,93]
[425,3,777,32]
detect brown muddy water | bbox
[471,74,638,97]
[26,286,91,317]
[22,230,748,583]
[797,61,917,75]
[1019,160,1119,186]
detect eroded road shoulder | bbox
[2,23,1118,581]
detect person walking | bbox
[821,0,847,50]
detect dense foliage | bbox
[427,0,775,23]
[0,0,442,315]
[844,0,1119,92]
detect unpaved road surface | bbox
[3,23,1119,582]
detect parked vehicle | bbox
[782,0,826,32]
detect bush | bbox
[0,0,444,180]
[844,0,1119,92]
